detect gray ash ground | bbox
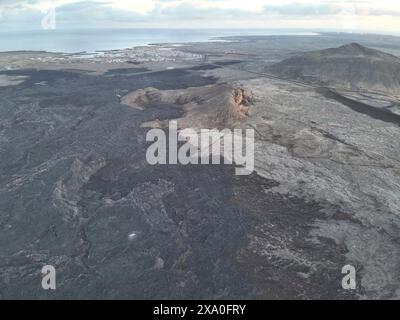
[0,56,373,299]
[0,65,354,299]
[232,174,357,299]
[316,87,400,126]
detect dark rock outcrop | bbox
[267,43,400,94]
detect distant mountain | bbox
[267,43,400,94]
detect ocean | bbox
[0,28,317,53]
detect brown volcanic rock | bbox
[267,43,400,94]
[121,84,254,129]
[120,87,163,110]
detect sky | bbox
[1,0,400,34]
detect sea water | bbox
[0,28,317,53]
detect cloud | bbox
[56,1,148,23]
[150,3,255,20]
[0,0,41,4]
[0,1,256,27]
[0,1,148,28]
[262,2,400,17]
[0,0,400,31]
[263,3,343,16]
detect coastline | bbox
[0,28,322,54]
